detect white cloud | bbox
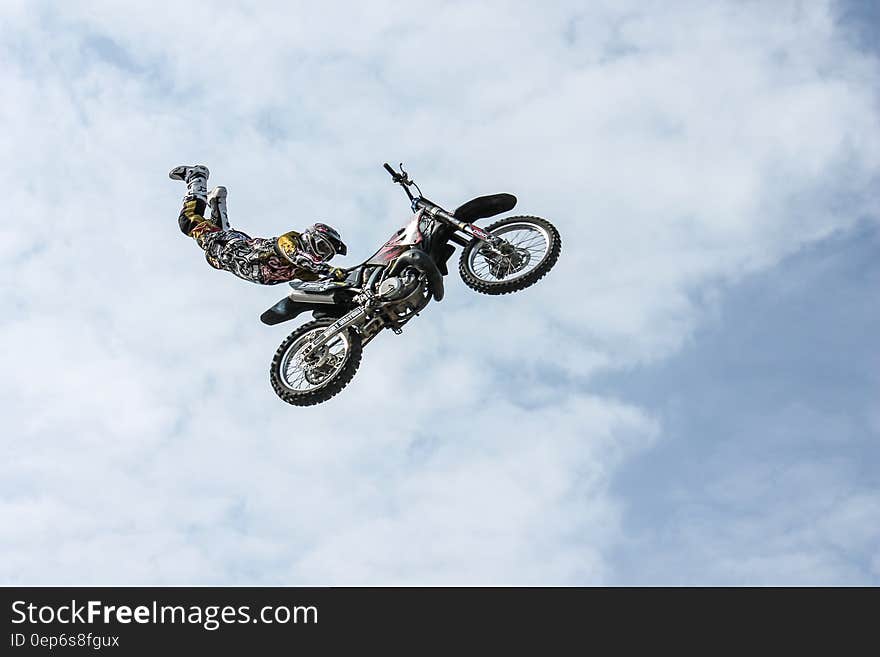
[1,0,877,583]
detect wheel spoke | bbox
[510,234,544,248]
[280,328,351,392]
[466,221,552,284]
[515,237,544,249]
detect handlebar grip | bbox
[383,162,397,178]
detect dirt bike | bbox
[262,163,562,406]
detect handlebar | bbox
[383,162,410,184]
[381,162,476,236]
[382,161,419,201]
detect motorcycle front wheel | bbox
[459,215,561,295]
[270,319,362,406]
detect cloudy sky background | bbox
[1,0,878,584]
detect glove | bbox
[327,266,347,281]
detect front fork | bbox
[424,205,529,282]
[303,306,368,355]
[421,204,507,250]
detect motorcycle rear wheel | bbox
[459,215,561,295]
[270,319,362,406]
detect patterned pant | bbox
[180,196,305,285]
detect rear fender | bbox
[260,297,345,326]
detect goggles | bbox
[302,231,336,261]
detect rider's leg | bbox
[170,166,292,285]
[170,164,213,236]
[207,186,230,231]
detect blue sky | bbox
[1,1,878,584]
[603,220,880,583]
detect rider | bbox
[170,164,347,285]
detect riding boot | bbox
[170,164,211,235]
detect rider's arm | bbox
[289,251,327,273]
[293,254,345,279]
[288,253,346,280]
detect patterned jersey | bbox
[180,196,326,285]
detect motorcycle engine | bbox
[378,276,406,300]
[377,268,422,301]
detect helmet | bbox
[300,223,347,261]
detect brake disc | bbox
[487,248,530,278]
